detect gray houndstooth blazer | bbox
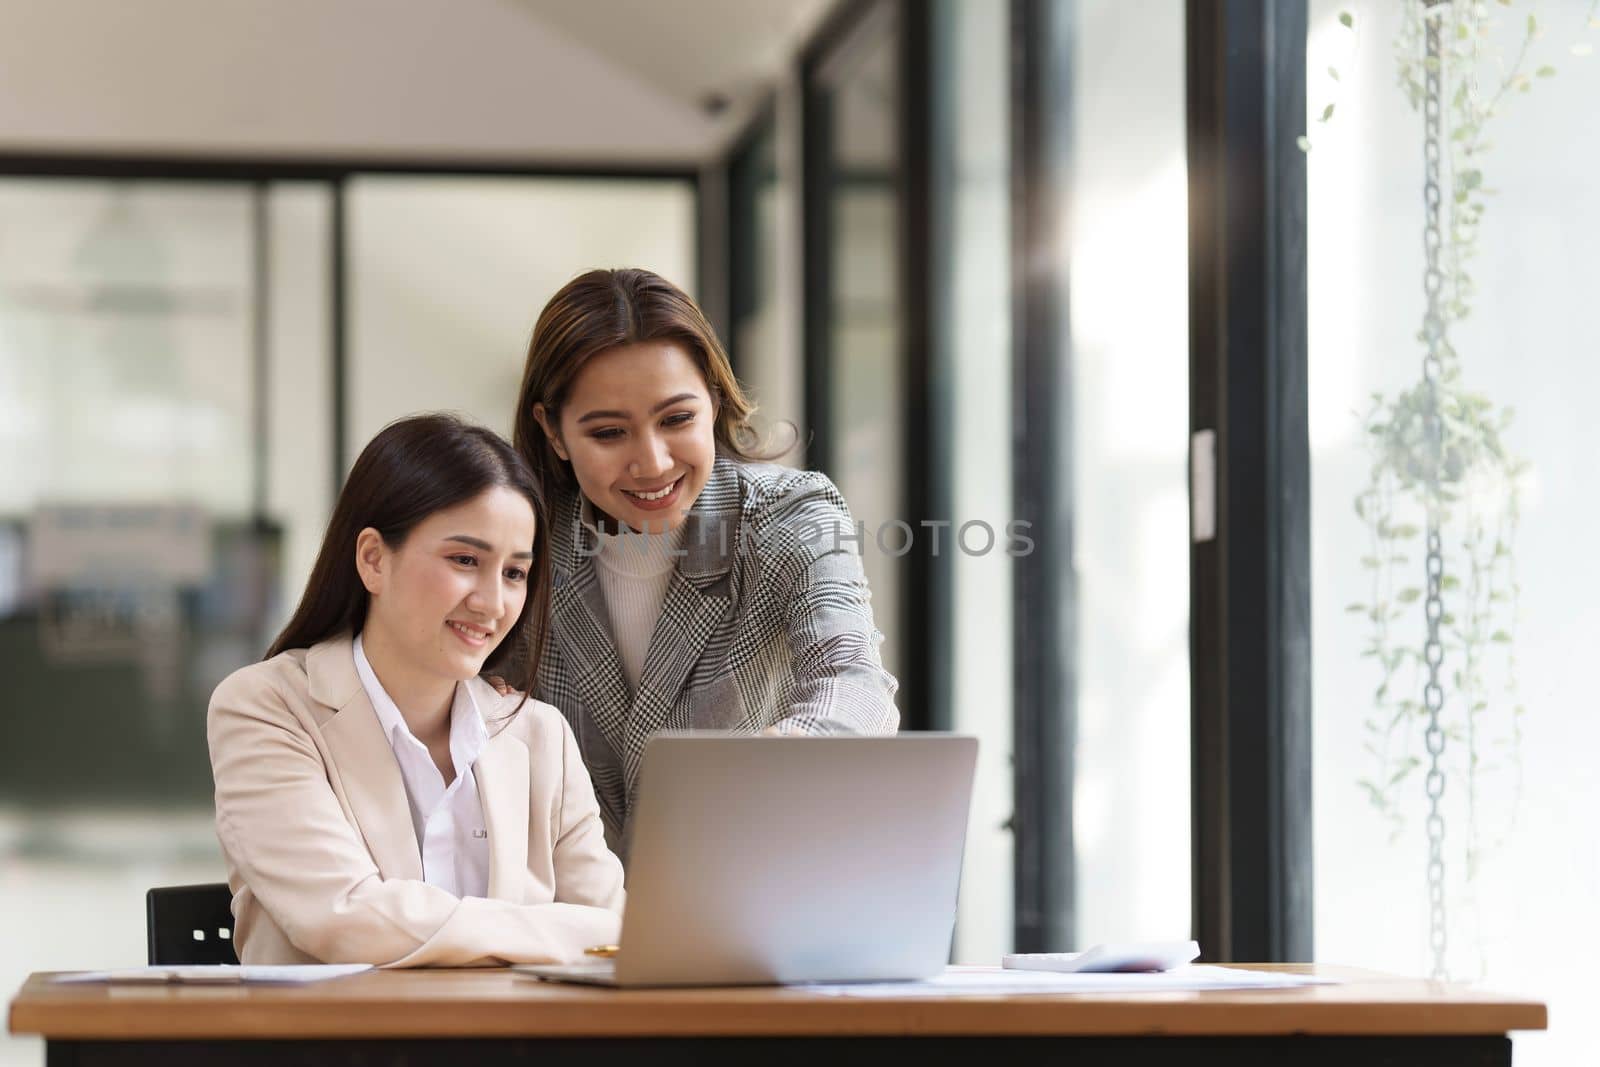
[532,455,900,857]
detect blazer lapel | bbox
[472,697,530,902]
[547,495,632,760]
[621,459,742,789]
[307,636,424,882]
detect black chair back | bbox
[146,882,240,965]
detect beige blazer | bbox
[206,634,624,967]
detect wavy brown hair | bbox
[512,267,788,493]
[266,413,550,698]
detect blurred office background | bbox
[0,1,1594,1064]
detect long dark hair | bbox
[266,413,550,694]
[513,267,791,494]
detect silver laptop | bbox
[517,733,977,988]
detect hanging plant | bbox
[1326,0,1598,977]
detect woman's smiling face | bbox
[358,486,537,684]
[540,341,716,533]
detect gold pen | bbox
[584,944,620,958]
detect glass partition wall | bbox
[0,165,696,1067]
[801,0,1190,958]
[1063,0,1192,950]
[804,0,908,697]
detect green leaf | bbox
[1338,10,1354,29]
[1397,588,1423,603]
[1537,65,1557,78]
[1388,758,1421,787]
[1345,603,1366,614]
[1491,630,1512,643]
[1328,66,1341,82]
[1527,14,1537,36]
[1320,103,1335,122]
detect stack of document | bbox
[797,965,1339,997]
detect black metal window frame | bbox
[1186,0,1313,964]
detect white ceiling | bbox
[0,0,837,165]
[516,0,834,117]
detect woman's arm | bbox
[208,668,620,967]
[764,477,901,736]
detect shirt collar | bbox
[352,632,488,767]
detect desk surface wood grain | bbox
[7,965,1547,1041]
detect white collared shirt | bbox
[352,633,491,898]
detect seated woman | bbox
[207,413,623,966]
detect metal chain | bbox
[1420,0,1450,982]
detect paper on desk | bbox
[797,965,1340,997]
[51,964,373,985]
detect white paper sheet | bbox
[50,964,373,985]
[796,965,1340,997]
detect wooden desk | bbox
[9,964,1546,1067]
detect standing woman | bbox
[208,414,623,966]
[514,267,899,857]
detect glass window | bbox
[935,0,1015,962]
[0,172,698,1067]
[729,108,807,463]
[0,181,255,515]
[345,175,698,464]
[808,0,906,684]
[0,180,264,807]
[0,178,333,1067]
[1309,3,1599,1062]
[1065,0,1192,946]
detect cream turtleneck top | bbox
[583,499,687,693]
